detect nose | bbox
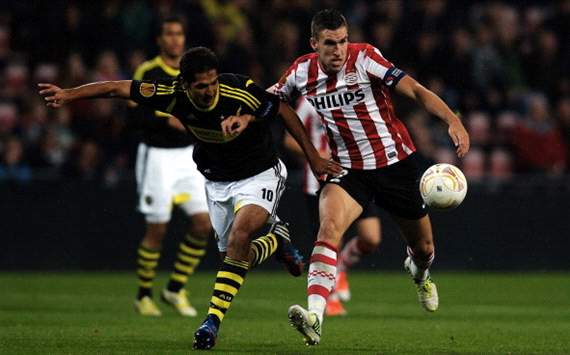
[332,44,341,56]
[207,85,216,97]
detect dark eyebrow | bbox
[323,36,348,45]
[193,78,218,89]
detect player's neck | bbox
[160,54,181,70]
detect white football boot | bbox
[288,305,321,345]
[405,256,439,312]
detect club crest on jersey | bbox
[306,89,365,110]
[344,72,358,85]
[139,83,156,98]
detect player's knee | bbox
[190,218,212,240]
[226,228,251,253]
[144,223,167,245]
[357,236,380,254]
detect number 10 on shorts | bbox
[261,188,274,202]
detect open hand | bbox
[38,83,69,108]
[310,157,344,177]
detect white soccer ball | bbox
[419,163,468,209]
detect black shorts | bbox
[324,153,427,220]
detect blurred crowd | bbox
[0,0,568,187]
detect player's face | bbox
[187,69,219,107]
[158,22,185,58]
[311,26,349,74]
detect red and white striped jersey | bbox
[275,43,416,170]
[295,97,328,196]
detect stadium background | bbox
[0,0,569,271]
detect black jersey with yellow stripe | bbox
[130,73,281,181]
[131,56,194,148]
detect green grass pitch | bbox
[1,271,569,354]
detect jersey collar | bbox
[155,56,180,77]
[185,87,220,112]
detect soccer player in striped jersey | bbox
[272,9,470,345]
[284,97,382,316]
[38,46,342,350]
[128,16,212,318]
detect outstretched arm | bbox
[278,102,343,177]
[38,80,132,108]
[395,75,470,157]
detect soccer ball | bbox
[419,163,467,209]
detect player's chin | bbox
[329,63,343,72]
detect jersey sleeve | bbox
[132,65,146,81]
[242,79,280,120]
[363,45,406,88]
[271,61,299,102]
[130,79,178,113]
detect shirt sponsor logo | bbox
[306,89,365,110]
[184,124,241,143]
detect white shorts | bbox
[205,160,287,252]
[135,143,209,223]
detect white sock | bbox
[307,241,337,323]
[407,246,434,283]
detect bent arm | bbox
[395,76,456,125]
[279,102,320,163]
[283,131,305,160]
[395,75,470,157]
[278,102,343,176]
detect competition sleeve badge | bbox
[140,83,156,98]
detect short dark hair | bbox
[155,16,185,37]
[311,9,347,39]
[180,47,219,83]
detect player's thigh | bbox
[318,183,363,246]
[204,180,234,253]
[188,212,212,240]
[135,144,176,223]
[231,159,288,220]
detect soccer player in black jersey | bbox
[39,46,342,350]
[129,16,212,318]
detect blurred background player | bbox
[129,17,212,317]
[274,9,469,345]
[283,96,381,316]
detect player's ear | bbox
[310,37,318,51]
[178,74,188,90]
